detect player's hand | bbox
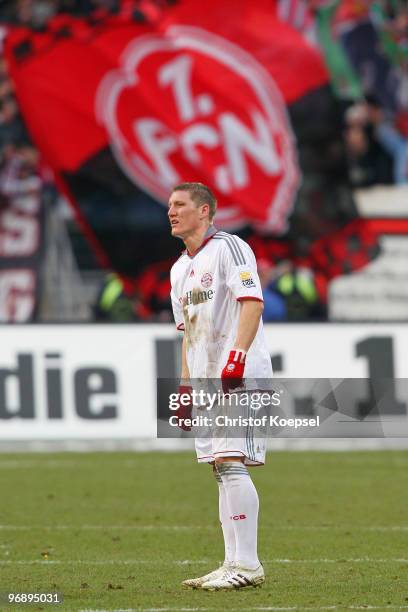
[174,385,193,431]
[221,349,246,394]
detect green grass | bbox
[0,451,407,611]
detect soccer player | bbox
[168,182,273,590]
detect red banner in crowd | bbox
[4,0,378,284]
[0,157,44,322]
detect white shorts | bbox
[195,435,266,466]
[193,391,270,466]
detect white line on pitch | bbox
[0,525,208,531]
[1,558,408,565]
[0,524,408,531]
[77,605,408,612]
[0,460,89,468]
[278,525,408,532]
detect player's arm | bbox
[221,299,263,391]
[170,279,192,430]
[174,332,193,431]
[220,237,264,391]
[233,299,264,352]
[180,333,190,380]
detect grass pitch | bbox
[0,450,407,612]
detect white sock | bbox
[214,467,236,565]
[216,461,260,570]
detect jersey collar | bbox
[186,225,218,258]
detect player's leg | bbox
[214,456,261,570]
[182,440,234,589]
[201,436,266,590]
[195,438,239,566]
[214,463,236,565]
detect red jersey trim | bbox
[176,323,185,331]
[237,296,264,303]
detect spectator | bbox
[333,1,401,112]
[344,102,394,187]
[259,259,326,321]
[93,272,145,321]
[258,259,287,321]
[372,106,408,184]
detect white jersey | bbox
[170,227,273,380]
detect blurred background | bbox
[0,0,406,325]
[0,0,407,449]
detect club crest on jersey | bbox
[200,272,213,288]
[239,271,256,288]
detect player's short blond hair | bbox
[172,182,217,222]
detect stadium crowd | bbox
[0,0,406,322]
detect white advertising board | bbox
[0,323,407,440]
[0,325,158,440]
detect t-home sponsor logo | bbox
[0,353,119,420]
[183,288,214,306]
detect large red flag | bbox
[4,0,377,282]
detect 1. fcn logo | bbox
[96,26,299,232]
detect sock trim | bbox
[216,462,249,476]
